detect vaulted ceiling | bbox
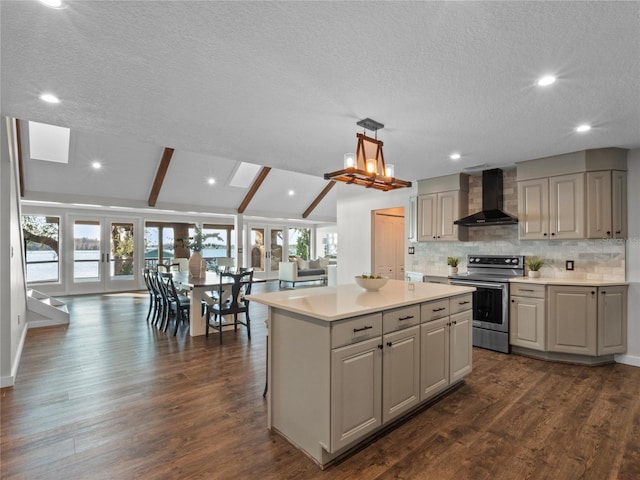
[2,1,639,223]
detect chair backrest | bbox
[160,272,180,302]
[143,268,153,292]
[222,270,253,308]
[149,270,165,300]
[172,258,189,272]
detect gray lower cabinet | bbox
[382,325,420,423]
[420,299,473,401]
[331,336,383,452]
[597,286,627,355]
[510,284,546,351]
[547,285,627,356]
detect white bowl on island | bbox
[354,275,389,292]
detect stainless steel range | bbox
[448,254,525,353]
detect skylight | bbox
[229,162,261,188]
[28,121,70,163]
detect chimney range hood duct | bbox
[454,168,518,226]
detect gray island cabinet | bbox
[247,280,475,468]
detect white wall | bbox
[618,149,640,366]
[336,183,412,284]
[1,118,28,387]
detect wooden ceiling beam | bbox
[16,119,25,197]
[238,166,271,214]
[148,147,174,207]
[303,181,336,219]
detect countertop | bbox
[510,277,628,286]
[246,279,474,322]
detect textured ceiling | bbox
[2,1,639,222]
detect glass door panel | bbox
[73,220,102,289]
[250,225,286,279]
[108,221,135,286]
[70,216,139,294]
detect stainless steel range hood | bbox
[454,168,518,226]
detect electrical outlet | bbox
[408,246,415,254]
[566,260,574,271]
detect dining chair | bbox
[149,270,166,327]
[142,268,155,323]
[205,269,253,344]
[160,272,191,335]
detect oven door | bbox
[448,280,509,333]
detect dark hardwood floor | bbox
[2,281,640,479]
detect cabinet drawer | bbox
[421,298,450,322]
[383,305,420,333]
[510,283,545,298]
[450,293,473,314]
[332,313,383,348]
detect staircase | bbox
[26,289,70,327]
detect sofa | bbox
[278,257,333,287]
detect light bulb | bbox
[366,158,377,174]
[385,164,394,177]
[343,153,355,169]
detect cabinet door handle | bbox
[543,233,548,236]
[591,291,595,295]
[398,315,414,321]
[101,253,104,263]
[520,289,534,292]
[601,291,606,294]
[432,307,446,312]
[551,232,556,236]
[607,231,611,236]
[353,325,373,333]
[615,230,621,234]
[378,344,383,350]
[511,299,515,303]
[451,320,457,325]
[458,301,470,305]
[387,341,393,347]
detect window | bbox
[288,227,311,260]
[202,224,235,261]
[22,215,60,283]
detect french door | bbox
[248,225,285,280]
[69,216,139,294]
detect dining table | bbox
[171,271,234,336]
[171,270,265,336]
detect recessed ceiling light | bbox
[288,190,295,196]
[537,75,557,87]
[449,153,461,160]
[91,161,101,169]
[39,93,60,104]
[208,178,215,185]
[575,124,591,133]
[40,0,63,8]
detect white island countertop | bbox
[247,279,475,322]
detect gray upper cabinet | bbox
[517,148,627,241]
[587,170,627,239]
[416,174,469,242]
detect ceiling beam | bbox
[16,119,25,197]
[303,181,336,219]
[238,166,271,214]
[148,147,174,207]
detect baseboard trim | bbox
[614,353,640,367]
[0,323,28,388]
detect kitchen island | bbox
[247,279,475,468]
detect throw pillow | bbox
[297,257,310,270]
[318,257,329,269]
[309,259,321,269]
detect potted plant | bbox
[447,256,460,274]
[187,226,204,277]
[525,256,544,278]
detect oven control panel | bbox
[467,256,523,267]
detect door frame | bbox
[67,214,141,294]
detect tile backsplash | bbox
[408,169,626,281]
